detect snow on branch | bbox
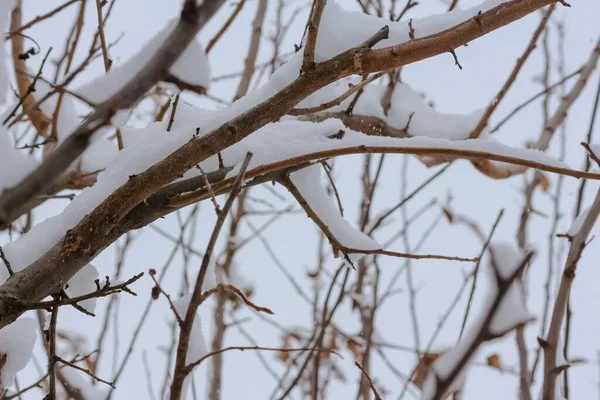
[0,0,222,229]
[281,165,475,264]
[0,317,37,396]
[420,247,534,400]
[77,20,211,104]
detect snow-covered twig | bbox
[421,251,534,400]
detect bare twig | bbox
[355,361,382,400]
[94,0,111,71]
[205,0,247,53]
[469,4,555,139]
[169,153,252,399]
[234,0,267,100]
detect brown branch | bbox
[94,0,111,71]
[172,144,600,210]
[6,0,81,38]
[0,0,556,330]
[8,1,52,139]
[163,74,207,95]
[429,252,534,400]
[199,283,274,314]
[490,67,583,134]
[0,246,14,277]
[205,0,247,53]
[300,112,411,138]
[303,0,327,69]
[280,176,475,262]
[456,209,504,339]
[233,0,267,100]
[54,356,115,388]
[166,94,180,132]
[26,273,142,313]
[469,4,554,139]
[148,269,184,326]
[534,38,600,151]
[169,153,252,399]
[582,142,600,168]
[47,306,59,399]
[355,361,382,400]
[189,345,340,372]
[541,187,600,400]
[51,0,87,149]
[346,248,476,262]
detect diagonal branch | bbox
[426,252,534,400]
[169,153,253,399]
[0,0,226,228]
[468,4,555,139]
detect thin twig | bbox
[469,4,554,139]
[355,361,382,400]
[205,0,247,53]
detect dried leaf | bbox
[537,172,551,191]
[347,338,362,361]
[487,353,502,370]
[411,352,439,389]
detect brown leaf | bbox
[347,338,362,361]
[411,353,439,389]
[487,353,502,370]
[537,172,551,191]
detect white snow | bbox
[312,0,504,62]
[296,79,485,141]
[0,0,15,104]
[65,263,100,314]
[290,164,381,261]
[0,317,37,390]
[421,241,530,399]
[567,207,591,237]
[33,80,118,173]
[110,109,131,128]
[60,367,109,400]
[487,242,531,335]
[388,83,485,140]
[76,19,210,104]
